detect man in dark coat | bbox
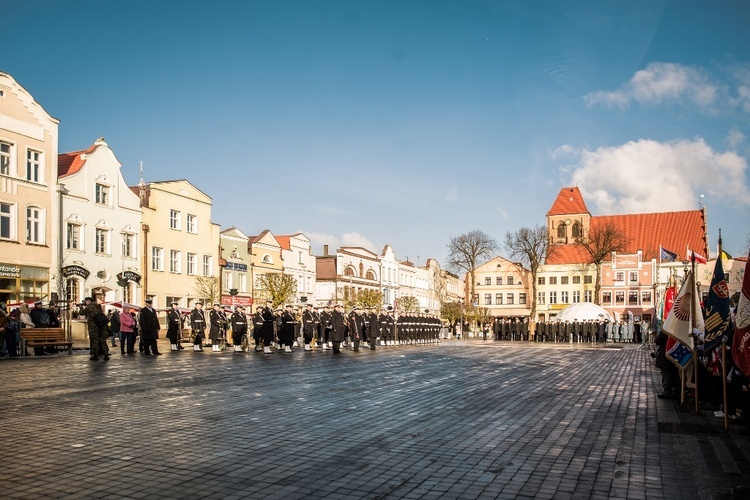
[139,299,161,355]
[302,303,316,351]
[348,307,364,351]
[280,305,296,353]
[166,302,182,351]
[319,305,333,350]
[230,305,247,353]
[331,304,346,354]
[83,297,109,361]
[366,306,379,350]
[378,306,392,346]
[209,303,227,352]
[654,330,679,399]
[260,300,276,354]
[252,305,264,351]
[190,302,206,351]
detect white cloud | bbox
[341,232,378,252]
[584,62,718,109]
[559,138,750,214]
[727,129,746,149]
[303,231,380,255]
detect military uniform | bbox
[230,306,248,352]
[330,305,346,354]
[302,305,315,351]
[209,304,228,352]
[139,300,161,355]
[190,303,207,351]
[166,303,182,351]
[260,302,276,354]
[83,298,109,360]
[319,306,333,350]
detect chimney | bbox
[323,245,329,256]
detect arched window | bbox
[344,266,355,277]
[571,221,582,238]
[556,222,566,239]
[365,270,376,281]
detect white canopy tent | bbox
[554,302,613,323]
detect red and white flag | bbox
[732,258,750,377]
[663,271,704,346]
[688,248,707,264]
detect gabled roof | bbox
[547,187,590,216]
[546,209,707,265]
[275,236,291,251]
[58,143,98,177]
[248,229,280,248]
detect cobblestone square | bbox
[2,341,749,499]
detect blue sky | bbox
[5,0,750,264]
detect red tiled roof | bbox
[546,210,707,265]
[275,236,291,251]
[58,144,98,178]
[546,187,590,216]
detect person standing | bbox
[319,304,333,350]
[83,297,109,361]
[331,304,346,354]
[230,305,248,353]
[302,303,315,351]
[139,299,161,355]
[119,307,136,354]
[209,303,228,352]
[166,302,182,351]
[280,305,295,353]
[366,306,379,350]
[252,305,264,352]
[348,307,364,351]
[378,306,390,346]
[260,300,276,354]
[190,302,206,351]
[109,309,121,348]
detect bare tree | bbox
[576,221,629,305]
[505,225,553,321]
[396,296,420,314]
[193,275,221,305]
[446,230,499,305]
[255,273,298,308]
[357,289,384,309]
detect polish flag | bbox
[688,249,707,264]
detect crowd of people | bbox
[79,297,445,360]
[481,317,651,343]
[0,300,61,357]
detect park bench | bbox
[20,328,73,356]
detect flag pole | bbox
[690,257,700,415]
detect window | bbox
[561,291,568,303]
[122,233,135,258]
[519,293,526,305]
[366,270,376,280]
[537,276,545,285]
[537,291,545,305]
[0,142,11,175]
[573,291,581,303]
[584,290,593,303]
[485,293,492,305]
[572,221,582,238]
[615,291,625,304]
[26,206,43,244]
[629,291,638,304]
[629,272,638,283]
[187,253,196,275]
[642,291,652,304]
[170,250,181,273]
[298,251,303,264]
[549,276,557,285]
[239,273,246,293]
[186,214,196,233]
[572,276,581,284]
[1,202,13,239]
[95,228,109,254]
[561,276,569,285]
[507,276,514,285]
[26,149,42,183]
[95,184,109,205]
[66,277,81,304]
[485,277,491,286]
[152,247,164,271]
[496,293,503,305]
[166,296,181,308]
[557,223,566,238]
[584,275,593,284]
[472,294,479,305]
[550,292,557,304]
[615,272,624,282]
[202,255,212,276]
[170,210,181,230]
[602,291,612,304]
[224,271,232,290]
[497,276,503,285]
[66,223,81,250]
[506,293,514,305]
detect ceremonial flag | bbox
[721,250,733,261]
[663,270,704,346]
[660,246,678,263]
[663,286,677,320]
[666,337,693,368]
[688,248,707,264]
[703,255,731,351]
[732,257,750,377]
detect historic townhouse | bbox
[276,233,316,304]
[58,138,142,305]
[247,230,283,303]
[379,245,400,306]
[0,72,59,305]
[136,180,220,308]
[315,245,381,306]
[468,256,532,319]
[219,227,252,308]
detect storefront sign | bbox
[117,270,142,284]
[61,265,90,280]
[224,262,248,272]
[221,295,253,306]
[0,264,21,278]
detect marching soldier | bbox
[312,306,321,348]
[260,300,276,354]
[347,306,364,351]
[378,306,390,346]
[331,304,346,354]
[209,303,228,352]
[319,304,333,350]
[166,301,183,351]
[366,306,379,350]
[190,301,206,351]
[230,305,248,353]
[302,303,315,351]
[253,305,264,351]
[280,305,295,353]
